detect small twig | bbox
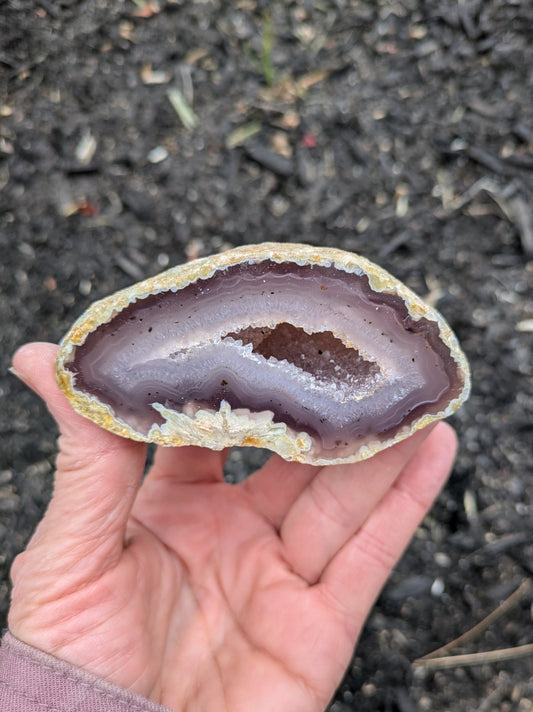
[260,13,275,88]
[225,122,262,149]
[413,578,533,664]
[413,643,533,671]
[478,675,512,712]
[413,579,533,672]
[436,175,533,256]
[467,145,512,176]
[420,578,533,661]
[166,88,198,130]
[437,176,501,214]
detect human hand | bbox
[8,342,457,712]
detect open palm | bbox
[9,343,457,712]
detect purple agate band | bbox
[63,259,466,461]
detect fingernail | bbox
[8,365,29,384]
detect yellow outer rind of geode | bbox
[55,242,471,465]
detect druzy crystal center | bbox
[225,323,381,389]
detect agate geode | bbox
[56,243,470,465]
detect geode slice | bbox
[55,243,470,465]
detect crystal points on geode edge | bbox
[55,243,470,465]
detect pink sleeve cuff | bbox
[0,631,175,712]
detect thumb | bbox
[11,342,147,566]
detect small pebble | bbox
[147,146,169,163]
[79,278,92,296]
[431,577,445,597]
[0,470,12,485]
[434,551,452,568]
[75,131,97,164]
[0,488,19,512]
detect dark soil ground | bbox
[1,1,532,710]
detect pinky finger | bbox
[316,422,457,633]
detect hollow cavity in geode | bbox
[61,257,467,462]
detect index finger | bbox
[317,422,457,633]
[280,425,441,583]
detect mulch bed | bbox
[1,1,532,710]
